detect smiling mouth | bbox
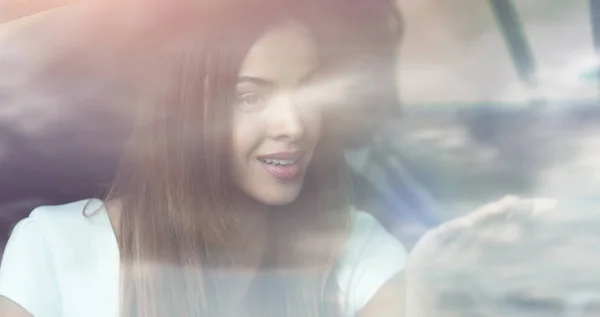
[258,158,298,166]
[257,152,305,180]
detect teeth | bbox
[262,159,296,166]
[279,159,294,165]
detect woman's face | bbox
[230,21,322,206]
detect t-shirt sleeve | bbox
[0,210,62,316]
[335,212,408,316]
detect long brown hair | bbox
[104,1,362,316]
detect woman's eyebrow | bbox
[237,76,274,87]
[237,68,320,88]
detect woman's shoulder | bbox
[30,198,104,216]
[17,198,106,229]
[345,210,408,259]
[0,198,112,316]
[7,198,111,251]
[334,209,408,315]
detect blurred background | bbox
[354,0,600,248]
[2,0,600,316]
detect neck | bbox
[216,188,273,268]
[230,189,271,236]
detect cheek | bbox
[231,112,263,170]
[302,107,323,146]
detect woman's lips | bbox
[257,151,305,180]
[261,160,302,180]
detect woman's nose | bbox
[265,94,305,142]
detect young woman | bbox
[0,0,407,316]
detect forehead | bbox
[239,21,319,84]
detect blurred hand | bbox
[408,195,557,263]
[405,195,559,317]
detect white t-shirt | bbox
[0,199,407,317]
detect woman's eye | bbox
[235,92,265,111]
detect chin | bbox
[256,189,302,206]
[250,181,304,206]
